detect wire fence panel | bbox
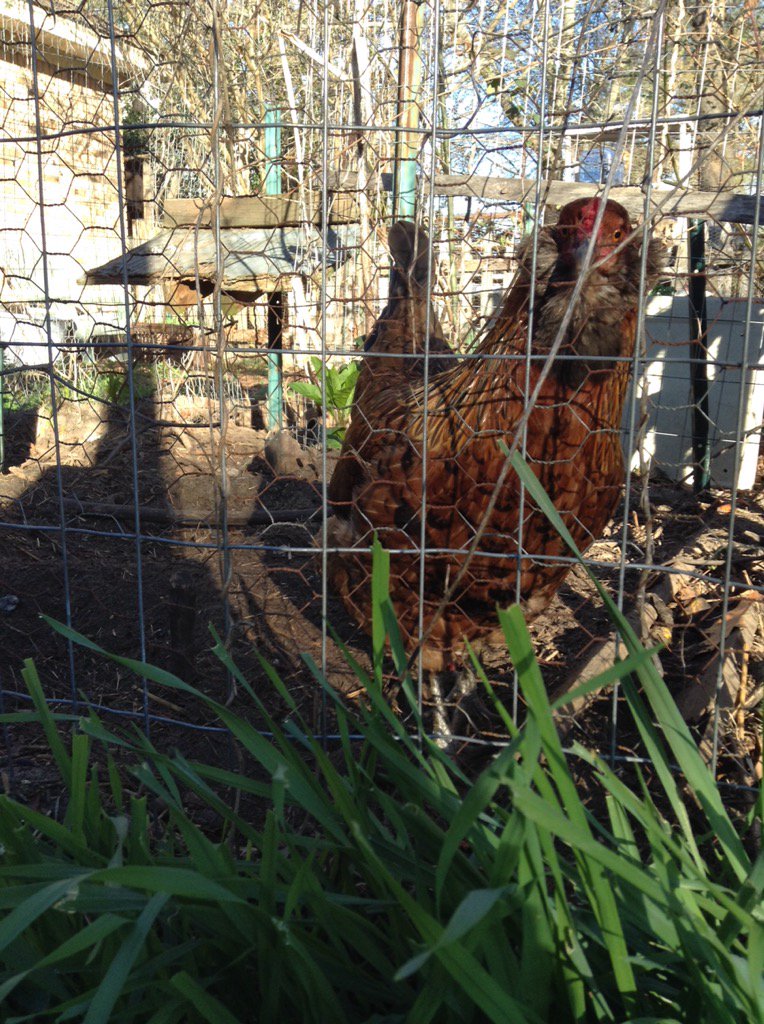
[0,0,762,799]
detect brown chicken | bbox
[328,198,664,716]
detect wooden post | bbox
[351,12,376,334]
[393,0,424,223]
[688,219,711,491]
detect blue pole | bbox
[265,106,283,430]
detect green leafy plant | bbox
[289,355,360,449]
[0,458,761,1023]
[122,102,153,157]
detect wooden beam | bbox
[327,171,763,224]
[461,257,517,274]
[162,194,358,229]
[162,177,760,229]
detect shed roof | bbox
[0,0,146,88]
[82,225,358,296]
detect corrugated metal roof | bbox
[82,225,358,293]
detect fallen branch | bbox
[549,549,701,727]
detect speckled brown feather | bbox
[328,200,665,672]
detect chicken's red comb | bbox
[579,197,601,233]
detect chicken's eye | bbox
[613,229,623,241]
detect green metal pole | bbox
[264,107,282,196]
[265,105,283,431]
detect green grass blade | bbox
[169,970,242,1024]
[352,824,543,1023]
[499,604,637,1006]
[0,874,94,954]
[0,797,98,862]
[82,892,169,1024]
[507,450,750,883]
[88,867,246,904]
[64,731,90,841]
[20,660,71,784]
[371,534,391,686]
[0,913,127,1003]
[435,733,531,908]
[516,825,555,1021]
[550,645,663,711]
[396,886,512,980]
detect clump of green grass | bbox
[1,370,51,412]
[2,362,160,415]
[0,454,761,1023]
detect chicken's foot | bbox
[428,665,480,752]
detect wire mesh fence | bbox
[0,0,762,799]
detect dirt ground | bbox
[1,392,762,812]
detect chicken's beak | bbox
[573,239,613,274]
[569,238,593,274]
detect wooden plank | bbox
[330,170,395,193]
[327,171,763,224]
[280,30,346,79]
[461,257,515,274]
[162,194,358,228]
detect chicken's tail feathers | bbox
[388,221,434,290]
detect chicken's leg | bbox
[428,665,480,751]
